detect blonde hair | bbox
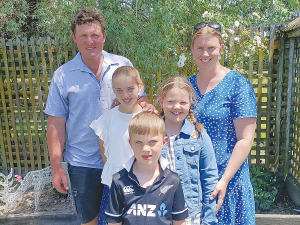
[157,76,203,133]
[129,112,165,138]
[192,26,223,46]
[111,66,144,108]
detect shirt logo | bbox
[159,184,174,196]
[123,185,134,195]
[157,203,168,217]
[127,204,156,217]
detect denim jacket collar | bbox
[180,119,196,137]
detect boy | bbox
[105,111,188,225]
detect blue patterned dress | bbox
[188,71,257,225]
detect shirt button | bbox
[180,176,183,179]
[191,146,194,150]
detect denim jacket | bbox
[161,119,218,224]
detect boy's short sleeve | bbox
[105,177,124,223]
[172,179,189,221]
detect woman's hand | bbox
[210,178,229,213]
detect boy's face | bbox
[129,132,168,168]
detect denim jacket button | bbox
[191,146,194,150]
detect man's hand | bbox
[52,166,69,194]
[139,101,158,114]
[210,178,228,213]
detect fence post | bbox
[265,24,275,169]
[255,24,265,166]
[285,38,295,178]
[275,24,285,172]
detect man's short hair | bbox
[71,8,106,35]
[129,112,165,138]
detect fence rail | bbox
[0,26,300,192]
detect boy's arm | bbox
[199,130,218,224]
[172,176,189,222]
[99,139,107,164]
[108,223,121,225]
[172,219,186,225]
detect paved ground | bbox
[0,211,79,225]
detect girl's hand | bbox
[210,178,229,213]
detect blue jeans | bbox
[68,164,104,224]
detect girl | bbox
[157,76,219,225]
[90,66,144,225]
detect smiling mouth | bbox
[172,112,181,115]
[123,98,131,104]
[201,59,211,62]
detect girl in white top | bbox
[90,66,143,225]
[90,66,144,187]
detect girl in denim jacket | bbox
[157,76,218,225]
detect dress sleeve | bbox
[231,75,257,120]
[199,129,218,224]
[105,175,124,223]
[172,176,189,221]
[89,109,112,156]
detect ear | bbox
[102,32,107,43]
[129,139,132,147]
[159,98,164,108]
[219,43,225,53]
[72,32,77,44]
[162,136,168,148]
[190,44,195,55]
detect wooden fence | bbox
[0,26,299,191]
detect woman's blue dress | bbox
[188,71,257,225]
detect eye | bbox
[128,87,134,91]
[150,140,157,144]
[181,102,188,105]
[136,141,142,144]
[208,46,215,50]
[116,89,122,92]
[93,34,99,37]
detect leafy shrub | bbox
[250,165,284,211]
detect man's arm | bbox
[47,115,69,194]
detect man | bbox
[45,8,151,225]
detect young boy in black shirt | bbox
[106,111,188,225]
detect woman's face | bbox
[191,34,224,70]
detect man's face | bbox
[72,22,106,63]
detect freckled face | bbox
[160,87,191,125]
[191,34,224,70]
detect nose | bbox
[174,103,180,108]
[142,145,150,152]
[202,50,209,56]
[86,36,93,44]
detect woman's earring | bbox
[218,54,221,61]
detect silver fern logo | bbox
[159,184,174,196]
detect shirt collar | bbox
[124,156,170,172]
[68,50,119,73]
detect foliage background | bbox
[1,0,300,90]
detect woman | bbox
[187,22,257,224]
